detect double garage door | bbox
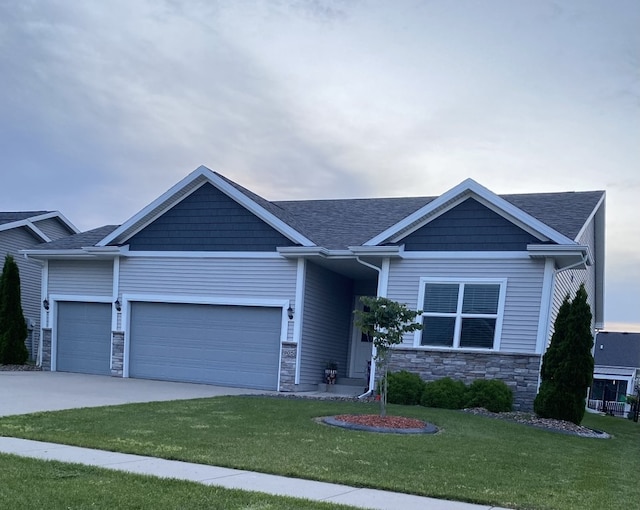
[56,301,282,390]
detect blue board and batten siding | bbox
[400,198,542,251]
[126,183,296,251]
[386,257,546,353]
[298,262,354,388]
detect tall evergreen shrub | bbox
[534,284,594,424]
[0,254,28,364]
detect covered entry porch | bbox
[278,249,393,394]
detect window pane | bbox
[421,316,455,346]
[459,318,496,348]
[462,284,500,314]
[617,381,628,402]
[590,380,604,400]
[424,284,459,313]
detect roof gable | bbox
[364,178,576,247]
[97,166,315,248]
[0,211,79,242]
[127,183,297,251]
[400,197,542,251]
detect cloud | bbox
[0,0,638,327]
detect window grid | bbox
[419,282,501,350]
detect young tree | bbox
[0,254,29,365]
[534,284,594,424]
[354,296,422,417]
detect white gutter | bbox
[554,253,590,274]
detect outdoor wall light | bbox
[114,299,122,312]
[42,299,49,311]
[287,305,294,320]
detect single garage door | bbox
[56,302,112,375]
[129,302,282,390]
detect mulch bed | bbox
[322,414,439,434]
[334,414,426,429]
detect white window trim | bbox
[413,277,507,351]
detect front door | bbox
[349,298,373,379]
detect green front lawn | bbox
[1,396,638,510]
[0,453,357,510]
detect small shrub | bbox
[421,377,468,409]
[466,379,513,413]
[386,370,426,405]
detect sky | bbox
[1,1,638,331]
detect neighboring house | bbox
[588,331,640,417]
[0,211,78,359]
[23,166,605,410]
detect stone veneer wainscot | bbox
[279,342,297,391]
[389,348,541,411]
[111,331,124,377]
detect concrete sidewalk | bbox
[0,437,511,510]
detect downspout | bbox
[354,256,382,399]
[536,252,590,390]
[23,254,47,367]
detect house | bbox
[0,211,78,359]
[23,166,605,410]
[588,331,640,417]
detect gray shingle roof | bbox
[501,191,604,241]
[0,211,51,226]
[274,197,433,249]
[594,332,640,369]
[28,177,605,251]
[28,225,120,250]
[273,191,604,249]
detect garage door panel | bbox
[129,302,281,390]
[57,302,111,375]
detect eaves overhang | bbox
[593,366,637,378]
[21,246,124,260]
[277,245,404,259]
[277,247,329,258]
[348,245,404,257]
[527,244,592,269]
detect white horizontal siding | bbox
[387,257,546,353]
[298,262,353,387]
[548,217,597,348]
[1,228,44,357]
[118,256,298,340]
[48,260,113,296]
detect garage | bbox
[56,301,112,375]
[128,302,282,390]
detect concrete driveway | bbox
[0,371,268,417]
